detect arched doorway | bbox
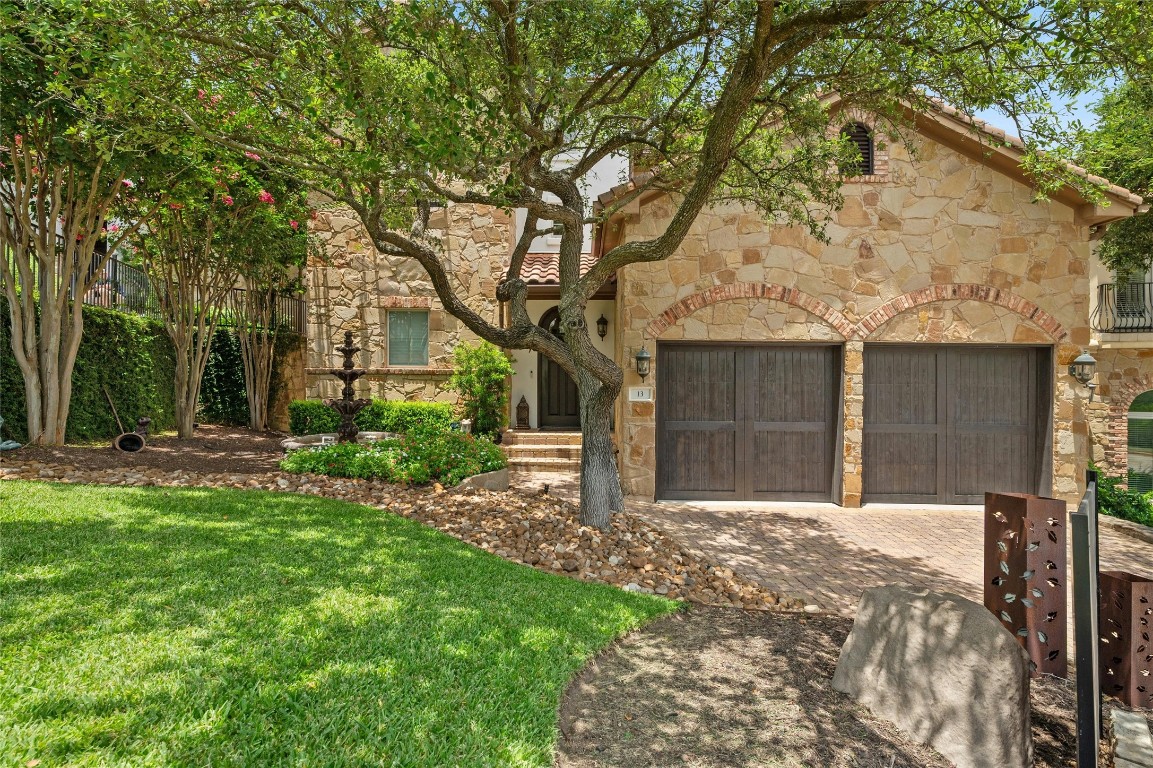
[1128,390,1153,491]
[538,307,580,429]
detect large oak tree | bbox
[158,0,1145,526]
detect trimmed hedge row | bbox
[288,398,454,436]
[1,303,178,443]
[1,300,301,443]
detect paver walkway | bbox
[514,471,1153,615]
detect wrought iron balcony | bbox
[1092,282,1153,333]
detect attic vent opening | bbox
[840,122,874,176]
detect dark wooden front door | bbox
[863,345,1051,504]
[656,343,840,501]
[538,307,580,429]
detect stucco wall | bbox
[617,131,1093,505]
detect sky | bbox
[973,89,1104,139]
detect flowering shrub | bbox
[280,429,506,487]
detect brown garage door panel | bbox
[657,343,839,501]
[863,345,1050,504]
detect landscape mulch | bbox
[5,424,286,474]
[557,606,1112,768]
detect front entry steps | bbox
[503,430,582,473]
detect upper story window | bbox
[840,122,875,177]
[387,310,429,366]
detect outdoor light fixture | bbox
[596,314,609,339]
[634,343,652,382]
[1068,350,1097,402]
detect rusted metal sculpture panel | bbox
[984,492,1068,678]
[1100,571,1153,708]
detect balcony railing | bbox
[1092,282,1153,333]
[3,251,306,335]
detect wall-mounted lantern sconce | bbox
[1068,350,1097,402]
[634,343,652,383]
[596,314,608,340]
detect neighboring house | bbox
[305,102,1146,506]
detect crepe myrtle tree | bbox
[161,0,1143,527]
[0,0,174,445]
[123,157,303,438]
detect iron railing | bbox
[1091,282,1153,332]
[2,251,306,335]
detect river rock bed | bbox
[0,462,802,611]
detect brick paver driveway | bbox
[514,471,1153,615]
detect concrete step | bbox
[502,430,583,447]
[507,457,582,472]
[504,444,583,460]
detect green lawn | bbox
[0,481,676,767]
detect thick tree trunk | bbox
[576,374,624,529]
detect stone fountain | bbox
[325,330,371,442]
[281,330,398,451]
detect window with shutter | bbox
[840,122,874,176]
[387,310,429,366]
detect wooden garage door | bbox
[863,345,1051,504]
[657,343,840,501]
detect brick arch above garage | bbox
[644,283,855,340]
[643,281,1067,342]
[857,283,1068,341]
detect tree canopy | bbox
[1081,80,1153,276]
[148,0,1150,525]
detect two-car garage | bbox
[655,342,1052,504]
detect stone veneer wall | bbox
[305,204,510,403]
[269,336,307,432]
[617,131,1093,506]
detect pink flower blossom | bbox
[223,195,234,206]
[169,203,184,210]
[290,219,299,230]
[210,94,222,105]
[258,190,275,204]
[13,134,22,147]
[122,179,135,188]
[197,89,207,100]
[105,223,121,233]
[244,151,262,161]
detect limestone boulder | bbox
[832,585,1032,768]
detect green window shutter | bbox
[388,310,429,366]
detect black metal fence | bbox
[1091,282,1153,332]
[2,251,306,335]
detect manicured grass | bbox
[0,482,676,766]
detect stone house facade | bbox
[304,103,1145,506]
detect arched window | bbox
[840,122,874,176]
[1128,390,1153,491]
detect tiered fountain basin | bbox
[280,432,401,452]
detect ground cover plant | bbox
[281,429,506,486]
[0,481,675,767]
[1092,464,1153,527]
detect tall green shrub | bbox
[199,329,249,426]
[1,302,177,442]
[448,341,514,438]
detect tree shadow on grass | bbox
[0,482,672,767]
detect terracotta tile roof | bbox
[519,251,602,285]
